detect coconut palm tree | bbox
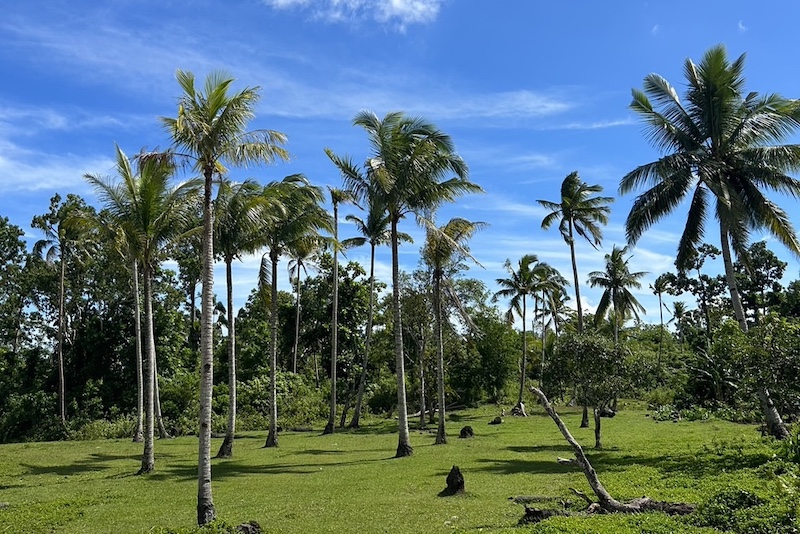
[260,175,331,448]
[287,236,320,374]
[161,70,289,525]
[213,179,268,458]
[493,254,562,412]
[86,146,199,475]
[650,273,672,367]
[323,187,353,435]
[327,111,480,457]
[621,45,800,439]
[422,217,485,444]
[538,172,613,334]
[587,245,647,344]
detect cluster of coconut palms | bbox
[69,44,800,525]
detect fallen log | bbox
[529,386,695,516]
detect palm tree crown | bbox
[587,245,647,343]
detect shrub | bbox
[692,487,797,534]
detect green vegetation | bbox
[0,405,795,533]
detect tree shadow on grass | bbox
[20,452,142,477]
[472,458,579,476]
[505,445,574,454]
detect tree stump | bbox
[236,521,262,533]
[511,402,528,416]
[488,416,503,425]
[459,426,474,438]
[439,465,465,496]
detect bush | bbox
[69,415,137,441]
[692,487,797,534]
[777,425,800,464]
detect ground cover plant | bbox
[0,403,794,533]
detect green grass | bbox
[0,404,789,533]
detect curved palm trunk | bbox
[349,244,376,428]
[516,296,528,409]
[720,227,788,439]
[324,205,340,435]
[217,258,236,457]
[265,252,280,448]
[391,218,412,457]
[131,259,144,443]
[154,360,169,439]
[196,169,216,525]
[434,271,447,444]
[138,263,156,474]
[568,221,584,334]
[58,256,66,427]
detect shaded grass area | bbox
[0,404,788,533]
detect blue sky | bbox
[2,0,800,327]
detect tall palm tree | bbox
[86,146,198,475]
[620,45,800,439]
[650,273,672,367]
[328,111,480,457]
[260,175,331,448]
[323,187,353,435]
[493,254,561,412]
[161,70,289,525]
[213,180,267,458]
[538,172,613,333]
[422,217,485,444]
[587,245,647,344]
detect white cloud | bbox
[651,24,660,36]
[262,0,443,29]
[738,20,748,33]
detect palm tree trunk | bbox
[265,253,280,448]
[568,221,584,334]
[516,296,527,409]
[138,263,156,475]
[154,360,169,439]
[324,204,340,435]
[720,227,788,439]
[349,244,376,428]
[657,293,664,371]
[196,169,216,526]
[292,266,302,374]
[418,335,426,429]
[131,259,144,443]
[217,258,236,457]
[58,256,66,427]
[434,271,447,444]
[391,218,412,457]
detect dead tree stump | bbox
[459,426,474,438]
[488,416,503,425]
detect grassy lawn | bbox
[0,403,787,533]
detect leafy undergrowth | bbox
[0,403,794,533]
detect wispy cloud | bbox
[738,20,748,33]
[651,24,660,36]
[545,117,636,130]
[262,0,443,30]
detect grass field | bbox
[0,403,790,533]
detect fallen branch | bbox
[529,386,695,515]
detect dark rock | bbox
[439,465,464,496]
[237,520,262,533]
[488,416,503,425]
[459,425,474,438]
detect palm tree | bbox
[213,180,266,458]
[260,175,330,448]
[161,70,289,525]
[323,187,353,435]
[493,254,561,412]
[422,217,485,444]
[287,238,319,374]
[538,172,613,333]
[587,245,647,344]
[86,146,198,475]
[620,45,800,439]
[339,196,408,428]
[650,273,672,367]
[328,111,480,457]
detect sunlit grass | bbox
[0,403,785,533]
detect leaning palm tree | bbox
[213,180,269,458]
[422,217,485,444]
[86,146,199,475]
[493,254,561,413]
[538,172,613,333]
[339,196,409,428]
[161,70,289,525]
[621,45,800,439]
[323,187,353,435]
[327,111,481,457]
[260,175,331,448]
[587,245,647,344]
